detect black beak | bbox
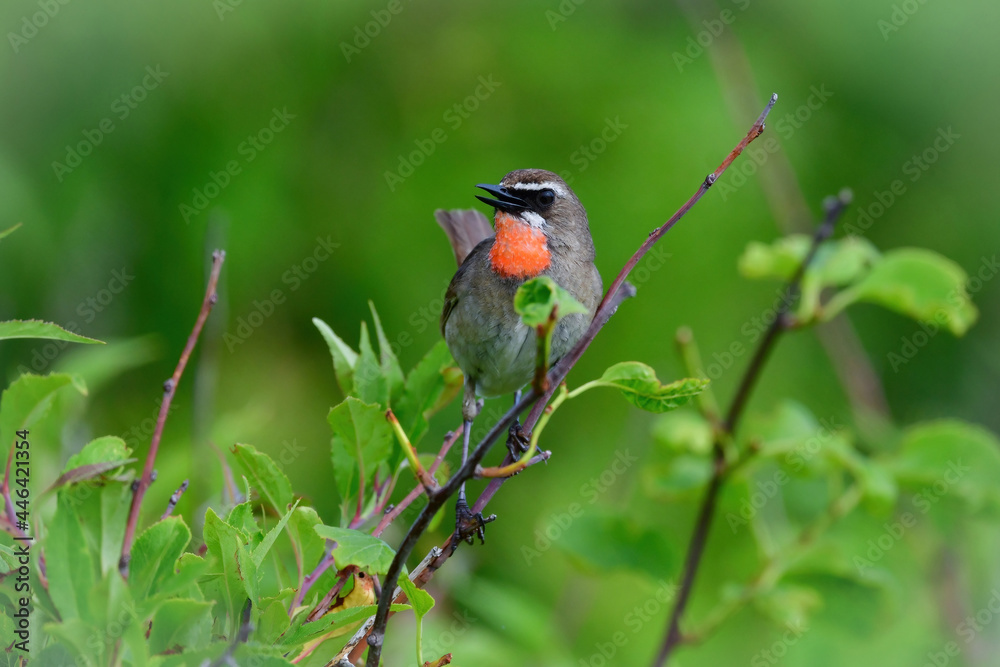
[476,183,529,213]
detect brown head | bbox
[476,169,595,279]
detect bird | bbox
[436,168,603,545]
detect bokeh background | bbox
[2,0,999,665]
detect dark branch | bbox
[362,96,780,667]
[652,190,851,667]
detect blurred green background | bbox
[2,0,999,664]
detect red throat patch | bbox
[489,212,551,279]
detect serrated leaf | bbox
[233,443,294,512]
[313,317,359,396]
[328,397,393,501]
[824,248,978,335]
[399,572,435,618]
[890,420,1000,513]
[583,362,707,413]
[514,276,590,327]
[147,598,214,654]
[368,301,405,405]
[46,490,96,620]
[129,517,192,599]
[554,512,676,579]
[313,525,396,574]
[0,319,104,344]
[394,340,457,446]
[354,321,388,405]
[203,508,258,632]
[0,373,84,464]
[49,436,134,491]
[253,499,301,568]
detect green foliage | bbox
[573,362,709,413]
[740,238,978,333]
[514,275,590,327]
[0,320,104,344]
[313,525,396,574]
[555,512,676,579]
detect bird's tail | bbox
[434,208,494,266]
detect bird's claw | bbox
[505,421,530,460]
[453,498,496,547]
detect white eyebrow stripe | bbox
[507,181,568,197]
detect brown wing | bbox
[435,209,494,266]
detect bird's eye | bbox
[537,189,556,207]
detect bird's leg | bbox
[454,380,494,548]
[505,389,531,459]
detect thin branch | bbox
[119,250,225,578]
[291,541,336,618]
[307,566,354,623]
[160,479,189,520]
[362,96,780,667]
[652,192,851,666]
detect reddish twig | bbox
[160,479,189,520]
[118,250,225,578]
[361,96,780,667]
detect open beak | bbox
[476,183,529,213]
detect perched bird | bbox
[436,169,603,544]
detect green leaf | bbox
[147,599,214,655]
[399,573,434,618]
[554,512,676,579]
[313,525,396,574]
[651,410,713,455]
[253,499,301,568]
[739,234,880,286]
[328,397,393,500]
[203,508,258,631]
[751,583,821,630]
[46,490,96,620]
[74,479,132,576]
[354,321,388,405]
[890,420,1000,513]
[368,301,405,404]
[641,454,713,501]
[0,373,85,465]
[824,248,978,335]
[233,443,294,512]
[63,435,132,471]
[578,362,708,413]
[514,275,590,327]
[0,319,104,344]
[0,222,22,242]
[394,340,458,446]
[287,506,327,583]
[129,517,192,599]
[741,400,853,473]
[276,603,411,650]
[313,317,359,396]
